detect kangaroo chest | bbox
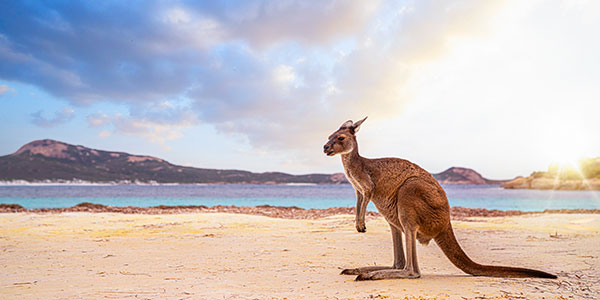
[344,169,362,192]
[343,167,371,195]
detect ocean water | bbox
[1,184,599,211]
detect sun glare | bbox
[550,156,581,171]
[541,115,591,174]
[545,135,596,190]
[547,141,585,170]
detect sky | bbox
[1,0,599,180]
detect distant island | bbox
[0,139,501,185]
[502,158,600,190]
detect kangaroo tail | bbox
[434,224,557,279]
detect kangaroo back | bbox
[434,224,557,279]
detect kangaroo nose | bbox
[324,145,330,150]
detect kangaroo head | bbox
[323,117,367,156]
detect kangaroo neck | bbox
[341,147,364,176]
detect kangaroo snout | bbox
[323,144,334,156]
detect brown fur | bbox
[324,117,557,280]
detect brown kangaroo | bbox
[323,117,557,280]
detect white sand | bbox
[0,212,598,299]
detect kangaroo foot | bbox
[356,223,366,233]
[356,226,366,233]
[340,266,395,275]
[355,269,420,281]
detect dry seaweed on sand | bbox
[1,202,598,219]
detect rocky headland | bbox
[502,157,600,190]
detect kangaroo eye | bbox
[337,136,345,141]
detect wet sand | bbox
[0,211,598,299]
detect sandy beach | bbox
[1,211,598,299]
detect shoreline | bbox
[0,180,328,186]
[0,181,504,187]
[5,180,600,190]
[1,202,599,219]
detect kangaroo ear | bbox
[340,120,353,129]
[352,116,368,133]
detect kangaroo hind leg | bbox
[355,186,422,281]
[355,226,421,280]
[341,224,405,275]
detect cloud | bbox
[87,101,198,145]
[2,0,513,166]
[185,1,511,157]
[0,1,379,105]
[0,1,200,104]
[98,130,111,138]
[31,108,75,128]
[187,1,381,47]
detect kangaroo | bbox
[323,117,557,280]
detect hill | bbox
[0,140,346,184]
[432,167,504,185]
[0,140,501,185]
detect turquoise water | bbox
[0,184,599,211]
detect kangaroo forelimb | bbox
[355,191,367,233]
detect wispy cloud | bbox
[31,108,75,128]
[87,101,198,146]
[0,84,14,96]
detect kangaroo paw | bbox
[355,269,421,281]
[355,273,373,281]
[356,224,366,233]
[341,268,360,275]
[340,266,394,275]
